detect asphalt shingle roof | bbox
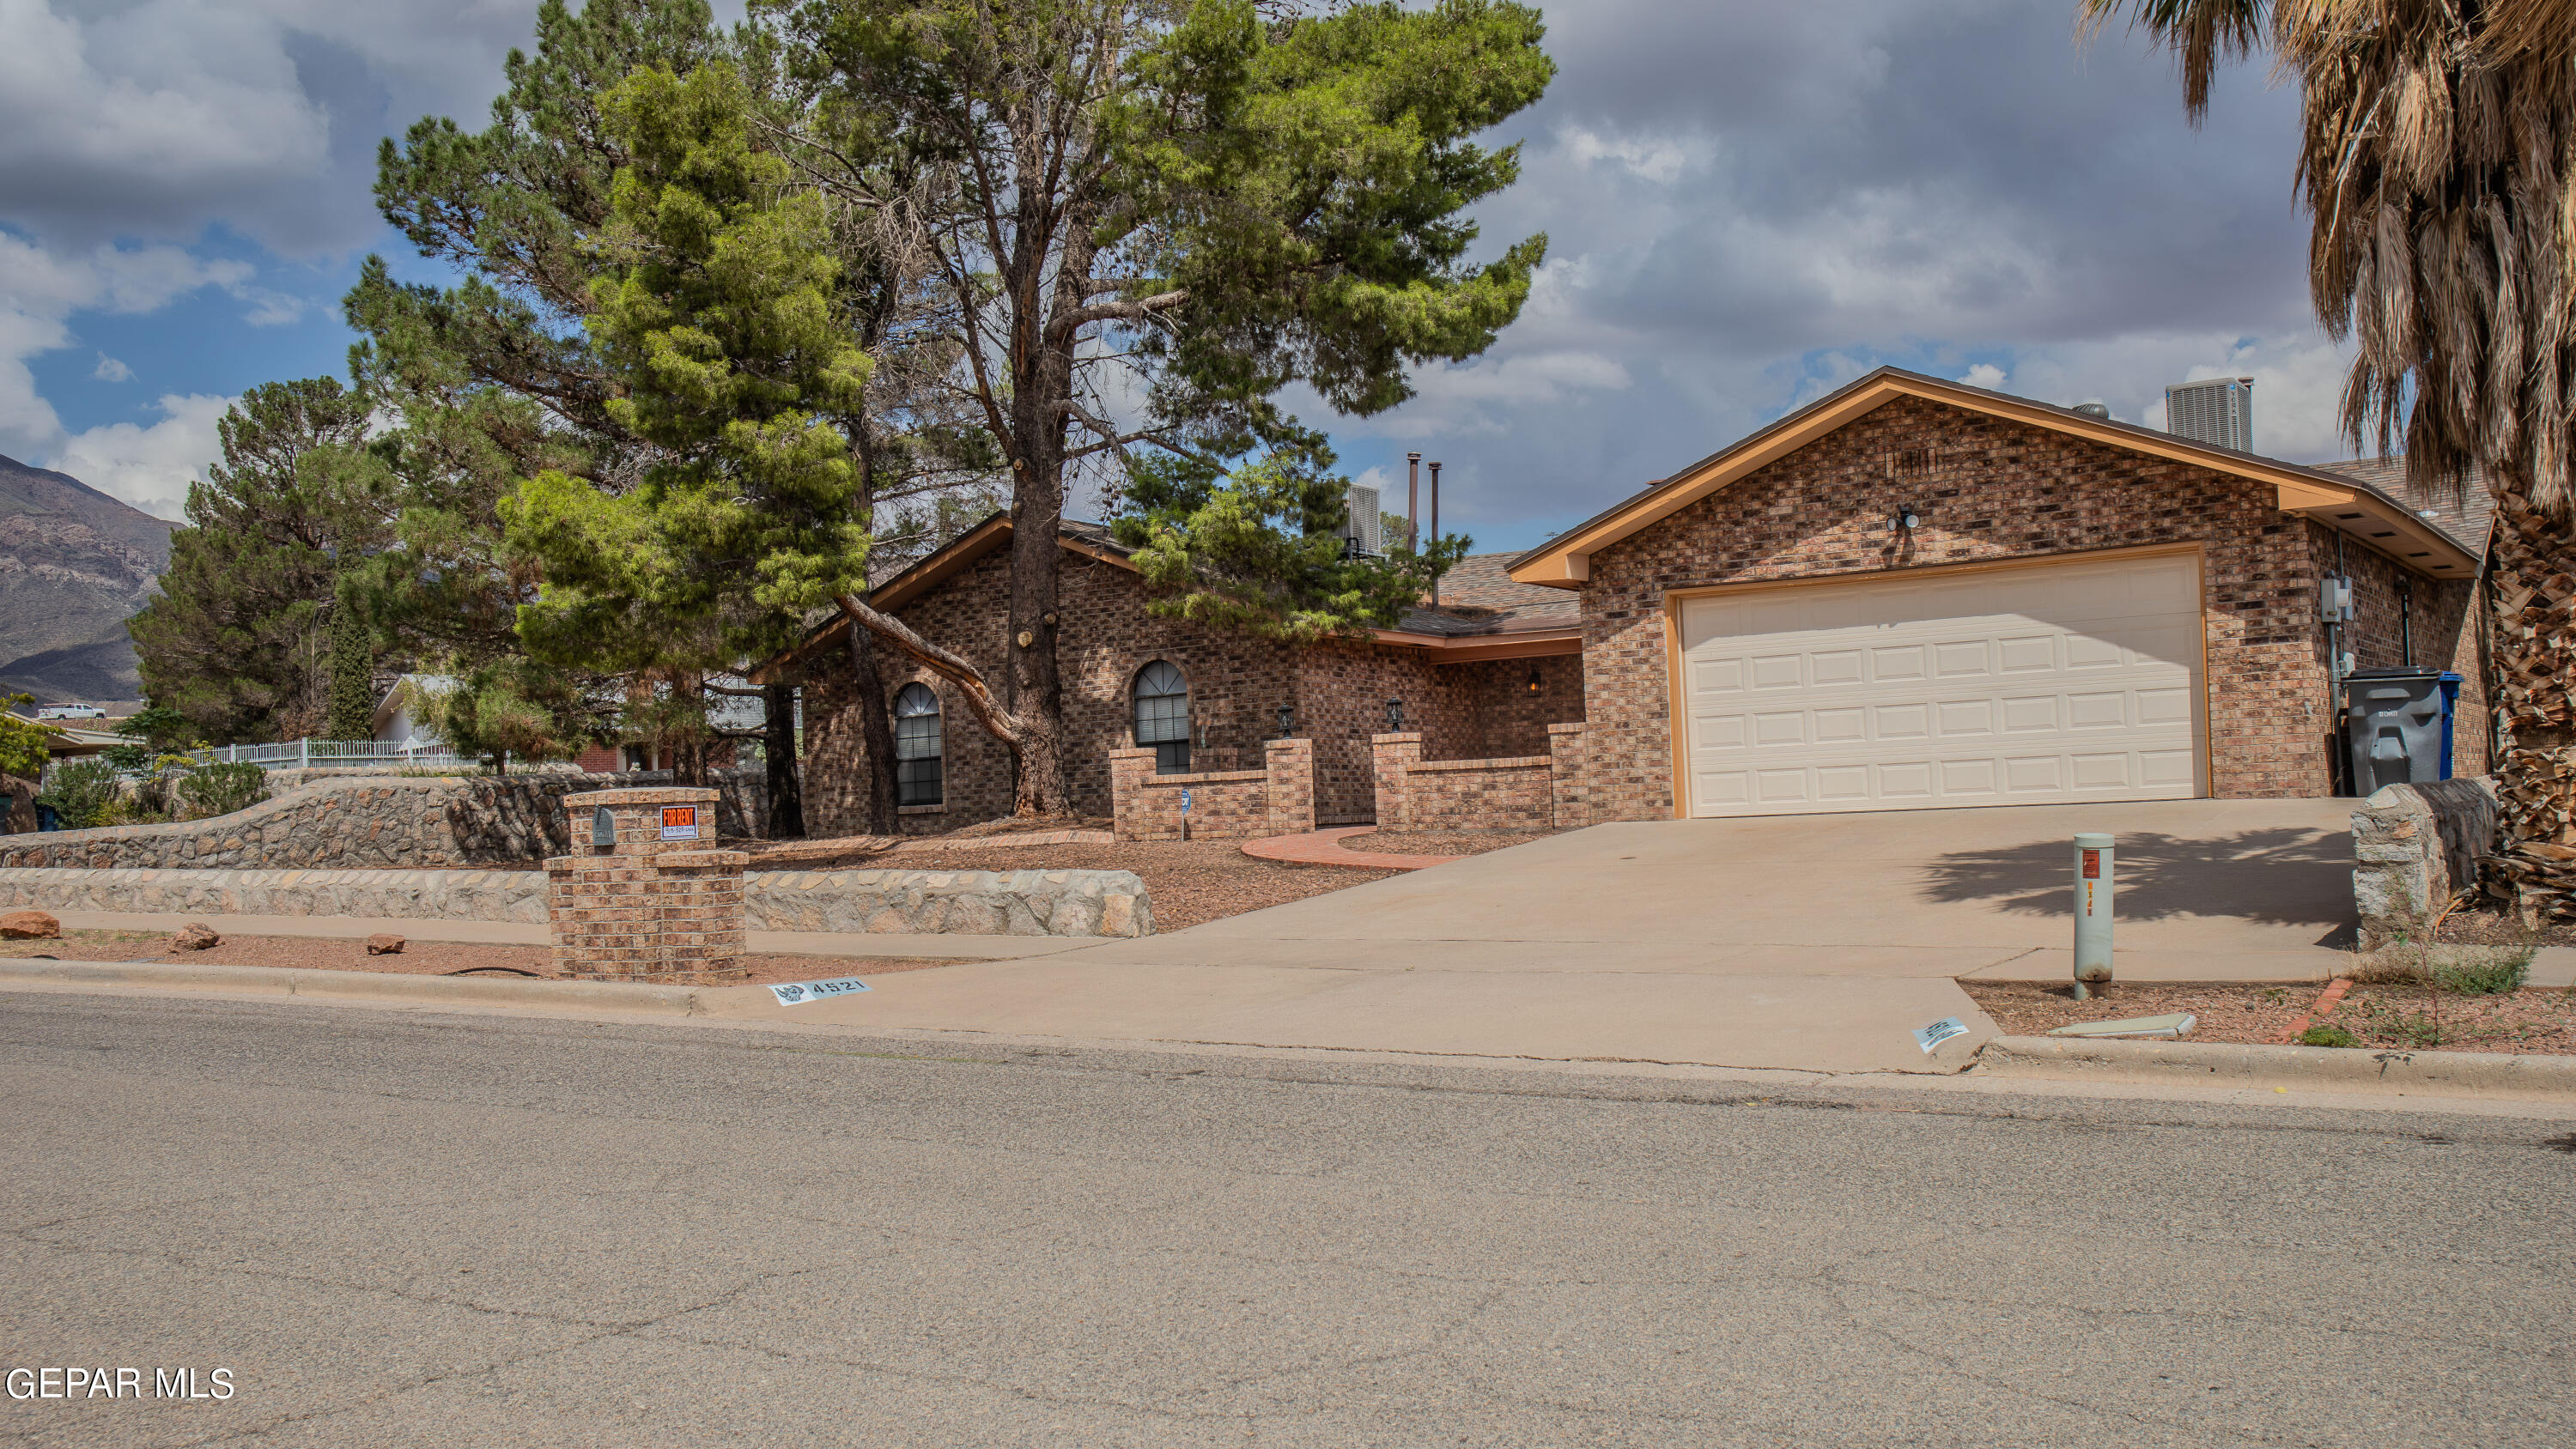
[2313,457,2493,557]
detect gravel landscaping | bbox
[0,931,966,987]
[1964,975,2576,1054]
[2437,907,2576,949]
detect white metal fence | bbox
[204,738,483,773]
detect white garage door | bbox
[1678,551,2206,816]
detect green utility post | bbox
[2073,832,2114,1000]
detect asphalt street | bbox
[4,991,2574,1447]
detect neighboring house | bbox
[371,675,454,747]
[1506,366,2490,820]
[769,515,1583,834]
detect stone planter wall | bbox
[0,774,624,871]
[0,864,1154,938]
[2353,778,2500,950]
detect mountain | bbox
[0,453,174,702]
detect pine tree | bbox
[128,379,384,744]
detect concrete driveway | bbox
[727,798,2357,1075]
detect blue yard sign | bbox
[1180,788,1193,813]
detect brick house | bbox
[1504,367,2493,822]
[774,515,1583,836]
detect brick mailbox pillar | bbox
[546,786,747,984]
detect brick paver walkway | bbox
[1240,827,1461,871]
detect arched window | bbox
[1132,660,1191,773]
[893,682,943,807]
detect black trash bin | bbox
[2341,666,2454,796]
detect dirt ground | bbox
[2438,907,2576,949]
[1345,828,1558,857]
[0,931,964,987]
[1964,978,2576,1054]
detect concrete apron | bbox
[702,797,2360,1075]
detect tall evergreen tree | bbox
[759,0,1554,818]
[129,379,384,744]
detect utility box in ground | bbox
[2341,668,2459,797]
[545,786,746,984]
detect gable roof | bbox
[1506,366,2482,587]
[762,518,1579,680]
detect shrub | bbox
[177,762,270,820]
[2299,1024,2360,1049]
[38,757,125,829]
[2432,949,2532,997]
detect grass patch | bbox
[2432,948,2534,997]
[2298,1024,2361,1049]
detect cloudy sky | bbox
[1,0,2334,552]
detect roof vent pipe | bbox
[1428,460,1443,606]
[1406,452,1421,553]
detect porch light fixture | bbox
[1276,704,1295,737]
[1526,668,1541,694]
[1385,698,1405,731]
[1893,502,1923,532]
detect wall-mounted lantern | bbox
[1385,698,1405,731]
[1275,704,1296,738]
[1526,668,1542,694]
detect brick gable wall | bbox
[1577,394,2417,822]
[2312,521,2490,778]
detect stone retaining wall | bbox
[0,864,1153,938]
[0,774,620,871]
[1370,725,1590,833]
[2353,778,2499,950]
[0,768,780,873]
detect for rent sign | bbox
[659,805,702,841]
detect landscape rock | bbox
[366,933,406,955]
[171,923,221,951]
[0,909,59,939]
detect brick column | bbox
[1264,737,1316,835]
[1370,732,1423,833]
[1110,748,1157,842]
[1546,722,1589,830]
[546,786,746,984]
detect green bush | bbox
[2298,1024,2360,1049]
[177,762,270,820]
[2432,950,2531,997]
[38,757,125,829]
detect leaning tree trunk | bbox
[2485,491,2576,925]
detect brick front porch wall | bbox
[1371,724,1589,833]
[1113,737,1317,842]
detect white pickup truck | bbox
[33,703,106,721]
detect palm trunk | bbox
[2485,490,2576,925]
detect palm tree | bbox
[2086,0,2576,923]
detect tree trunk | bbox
[2485,490,2576,924]
[1004,470,1072,817]
[762,682,807,840]
[842,623,900,834]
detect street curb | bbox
[1977,1034,2576,1100]
[0,958,709,1016]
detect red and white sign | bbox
[659,805,701,841]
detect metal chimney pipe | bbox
[1406,452,1421,552]
[1427,460,1443,605]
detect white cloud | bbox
[1959,363,2008,391]
[49,392,229,520]
[0,232,252,510]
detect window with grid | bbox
[893,682,943,806]
[1132,660,1191,773]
